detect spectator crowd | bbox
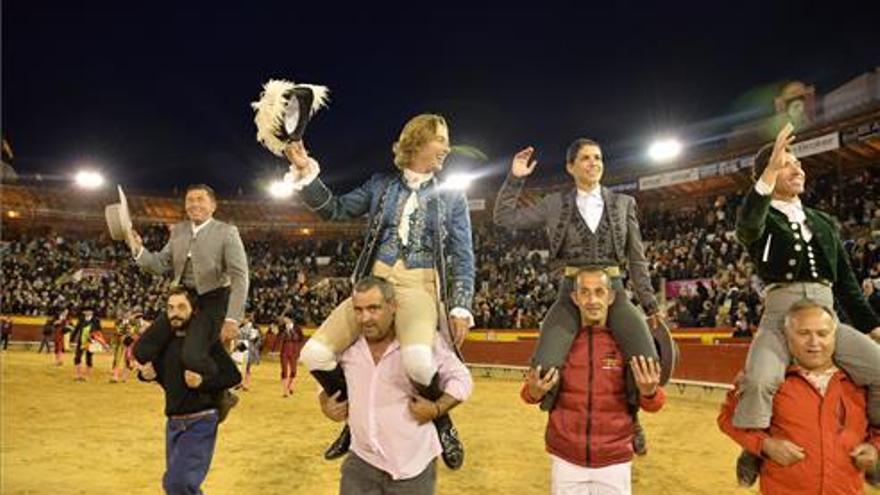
[2,168,878,331]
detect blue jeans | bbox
[163,411,218,495]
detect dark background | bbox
[3,1,879,195]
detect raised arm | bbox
[132,230,173,276]
[283,140,374,220]
[736,123,795,247]
[493,147,550,230]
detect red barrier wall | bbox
[673,344,748,384]
[461,340,533,367]
[6,319,749,385]
[462,340,748,385]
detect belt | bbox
[765,279,833,293]
[168,408,217,421]
[564,265,621,278]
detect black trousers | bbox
[531,276,659,410]
[74,343,93,367]
[134,287,232,377]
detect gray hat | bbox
[104,185,133,242]
[650,318,679,387]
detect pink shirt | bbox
[340,336,473,480]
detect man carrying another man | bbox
[719,300,880,494]
[521,267,666,495]
[318,276,473,494]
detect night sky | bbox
[3,2,879,196]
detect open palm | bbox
[511,146,538,177]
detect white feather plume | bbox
[251,79,330,157]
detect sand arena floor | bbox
[2,350,877,494]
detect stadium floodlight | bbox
[74,170,105,189]
[268,179,294,199]
[648,138,682,163]
[439,173,475,191]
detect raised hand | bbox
[284,141,311,171]
[762,122,796,185]
[127,230,143,254]
[511,146,538,178]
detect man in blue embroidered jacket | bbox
[283,113,475,470]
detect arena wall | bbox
[3,315,747,386]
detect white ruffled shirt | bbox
[284,161,474,327]
[398,169,434,246]
[755,179,813,242]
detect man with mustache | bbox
[719,300,880,493]
[128,184,249,422]
[137,287,242,495]
[521,267,665,495]
[732,123,880,486]
[318,276,472,494]
[284,114,474,469]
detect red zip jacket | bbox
[521,325,665,468]
[718,367,880,495]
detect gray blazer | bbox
[493,174,658,314]
[136,219,249,322]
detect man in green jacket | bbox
[732,122,880,486]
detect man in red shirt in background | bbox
[522,267,665,494]
[718,299,880,494]
[275,314,304,397]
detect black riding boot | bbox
[311,366,350,460]
[736,449,762,487]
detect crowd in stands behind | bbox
[645,168,880,332]
[1,226,362,326]
[2,169,878,330]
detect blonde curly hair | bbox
[392,114,447,169]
